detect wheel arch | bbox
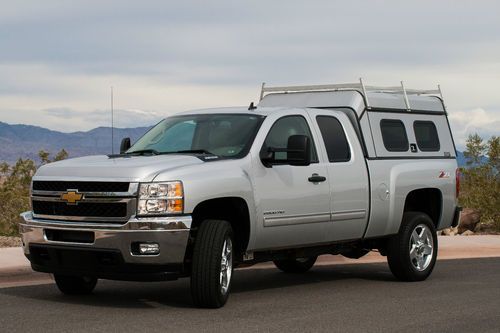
[185,196,251,264]
[402,188,443,229]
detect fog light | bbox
[138,243,160,255]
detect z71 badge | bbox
[438,171,450,178]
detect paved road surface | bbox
[0,258,499,333]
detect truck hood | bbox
[34,154,204,182]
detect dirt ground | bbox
[0,236,22,248]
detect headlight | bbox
[137,181,184,216]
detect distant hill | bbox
[456,151,488,168]
[0,121,150,164]
[0,121,485,167]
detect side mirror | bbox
[120,137,131,154]
[259,135,311,167]
[287,135,311,166]
[259,146,275,168]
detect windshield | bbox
[126,113,264,158]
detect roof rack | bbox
[259,78,445,111]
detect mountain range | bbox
[0,121,476,166]
[0,121,150,164]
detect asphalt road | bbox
[0,258,499,333]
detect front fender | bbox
[152,158,256,233]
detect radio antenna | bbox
[111,86,114,154]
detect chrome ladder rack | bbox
[259,78,445,111]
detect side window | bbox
[263,116,318,163]
[316,116,351,162]
[413,121,440,151]
[380,119,409,152]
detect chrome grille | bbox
[33,181,130,193]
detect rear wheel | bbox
[190,219,234,308]
[273,256,317,273]
[387,212,438,281]
[54,275,97,295]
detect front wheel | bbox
[387,212,438,281]
[54,275,97,295]
[190,219,234,308]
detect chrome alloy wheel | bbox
[220,238,233,295]
[409,224,434,271]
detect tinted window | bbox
[414,121,440,151]
[380,119,409,152]
[316,116,351,162]
[128,114,263,158]
[263,116,318,163]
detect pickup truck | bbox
[20,81,461,308]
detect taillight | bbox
[455,168,460,198]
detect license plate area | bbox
[44,229,95,244]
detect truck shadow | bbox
[0,262,395,309]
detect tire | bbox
[387,212,438,282]
[190,219,234,308]
[54,275,97,295]
[273,256,317,273]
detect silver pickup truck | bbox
[20,81,461,308]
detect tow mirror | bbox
[120,137,131,154]
[260,135,311,167]
[287,135,311,166]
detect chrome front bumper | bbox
[19,211,192,265]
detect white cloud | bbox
[448,108,500,149]
[0,0,500,139]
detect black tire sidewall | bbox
[388,212,438,281]
[190,220,234,308]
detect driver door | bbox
[252,114,331,250]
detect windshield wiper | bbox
[125,149,160,155]
[125,149,219,158]
[172,149,216,155]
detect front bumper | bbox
[19,211,192,280]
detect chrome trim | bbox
[32,197,133,203]
[20,211,191,230]
[31,182,139,197]
[19,211,192,264]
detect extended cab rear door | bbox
[308,109,370,241]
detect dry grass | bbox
[0,236,22,248]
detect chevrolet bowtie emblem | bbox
[61,190,83,204]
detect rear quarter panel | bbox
[364,159,457,238]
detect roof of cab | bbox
[175,106,301,117]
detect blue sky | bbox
[0,0,499,149]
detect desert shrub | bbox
[459,134,500,231]
[0,150,67,236]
